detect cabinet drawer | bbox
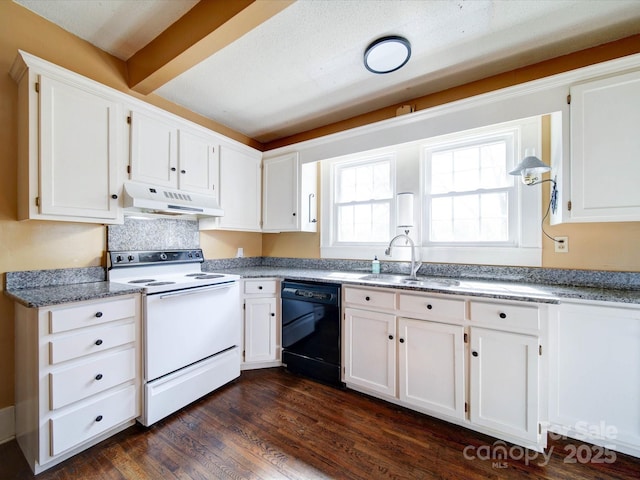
[50,321,135,365]
[398,294,465,323]
[50,384,136,456]
[469,301,539,331]
[344,287,396,310]
[50,348,136,409]
[244,279,277,295]
[49,297,136,334]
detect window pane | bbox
[430,192,509,243]
[431,151,453,194]
[426,133,514,244]
[371,203,390,242]
[452,147,479,192]
[337,160,392,202]
[337,205,355,242]
[479,192,508,241]
[337,202,390,243]
[480,142,508,188]
[373,162,392,198]
[431,197,452,241]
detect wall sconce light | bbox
[397,192,414,234]
[364,36,411,74]
[509,154,551,185]
[509,154,563,245]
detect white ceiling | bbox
[14,0,640,144]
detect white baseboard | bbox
[0,405,15,445]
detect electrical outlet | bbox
[554,236,569,253]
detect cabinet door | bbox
[344,308,396,397]
[470,327,539,443]
[244,297,277,363]
[129,109,177,188]
[215,143,262,231]
[262,153,298,232]
[38,75,121,221]
[178,129,219,197]
[398,318,465,419]
[569,70,640,222]
[550,303,640,450]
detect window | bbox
[321,153,395,258]
[425,132,516,245]
[334,156,394,243]
[321,116,543,265]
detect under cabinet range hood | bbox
[122,181,224,217]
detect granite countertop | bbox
[5,282,143,308]
[5,266,640,308]
[209,267,640,305]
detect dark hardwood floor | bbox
[2,368,639,479]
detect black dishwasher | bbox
[281,280,342,386]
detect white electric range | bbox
[108,249,241,426]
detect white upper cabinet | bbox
[262,152,317,232]
[129,109,176,188]
[178,129,220,197]
[200,141,262,231]
[11,51,258,227]
[129,109,220,197]
[39,76,122,221]
[567,69,640,222]
[11,54,124,224]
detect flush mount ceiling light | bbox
[364,36,411,74]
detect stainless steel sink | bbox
[358,274,459,288]
[359,274,408,283]
[401,277,460,288]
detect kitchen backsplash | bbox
[107,217,199,251]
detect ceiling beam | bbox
[127,0,294,95]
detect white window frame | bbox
[321,151,396,259]
[420,117,543,266]
[321,116,543,266]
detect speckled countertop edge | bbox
[4,282,143,308]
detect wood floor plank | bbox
[2,367,640,480]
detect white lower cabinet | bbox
[344,308,396,397]
[14,294,141,474]
[469,327,540,443]
[549,301,640,458]
[242,279,281,369]
[399,318,465,419]
[343,286,547,451]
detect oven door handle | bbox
[157,282,235,300]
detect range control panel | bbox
[109,249,203,267]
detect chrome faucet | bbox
[385,231,422,280]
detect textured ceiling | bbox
[13,0,640,144]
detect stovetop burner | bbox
[108,249,240,294]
